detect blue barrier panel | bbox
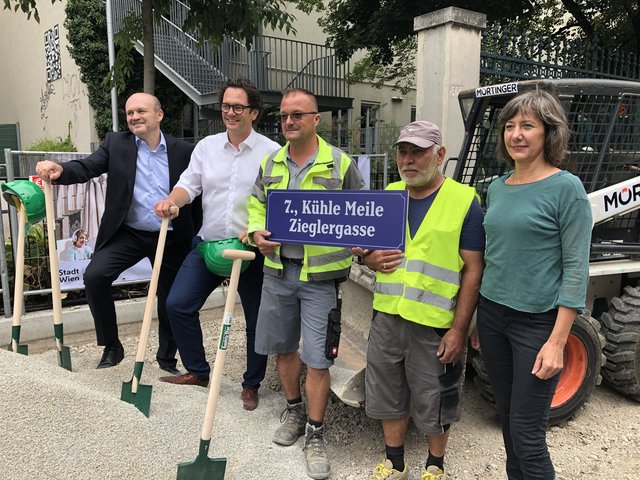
[266,190,408,250]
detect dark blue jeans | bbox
[166,237,267,389]
[476,296,560,480]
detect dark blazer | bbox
[55,131,200,252]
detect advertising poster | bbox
[45,154,152,291]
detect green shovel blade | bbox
[121,380,153,417]
[176,439,226,480]
[8,325,28,355]
[121,362,152,417]
[57,346,72,371]
[7,342,28,355]
[54,324,72,371]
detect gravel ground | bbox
[2,302,639,479]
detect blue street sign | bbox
[266,190,408,251]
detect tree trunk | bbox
[142,0,155,94]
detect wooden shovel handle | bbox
[200,249,255,441]
[134,215,171,364]
[43,181,64,328]
[11,203,27,329]
[221,249,255,261]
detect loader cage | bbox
[453,79,640,252]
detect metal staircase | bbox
[112,0,350,108]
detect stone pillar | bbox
[414,8,486,174]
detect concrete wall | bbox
[0,1,97,151]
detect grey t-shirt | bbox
[279,149,318,259]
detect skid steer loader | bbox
[453,78,640,425]
[331,78,640,426]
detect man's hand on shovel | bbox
[155,187,191,219]
[154,199,180,219]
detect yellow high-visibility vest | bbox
[373,178,476,328]
[247,136,355,282]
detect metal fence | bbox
[0,141,400,317]
[0,150,155,317]
[112,0,349,103]
[481,24,640,84]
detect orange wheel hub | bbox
[552,333,588,408]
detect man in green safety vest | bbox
[247,88,364,480]
[354,121,485,480]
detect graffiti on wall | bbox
[63,73,86,139]
[40,82,55,130]
[45,24,62,83]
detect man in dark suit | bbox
[35,92,199,372]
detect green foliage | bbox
[26,122,77,152]
[346,36,417,94]
[319,0,640,90]
[2,0,58,22]
[64,0,187,139]
[181,0,297,45]
[104,0,318,96]
[108,13,141,94]
[292,0,324,14]
[26,137,77,152]
[508,0,640,53]
[319,0,533,66]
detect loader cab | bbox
[453,79,640,249]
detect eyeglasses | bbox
[221,103,252,114]
[279,112,318,122]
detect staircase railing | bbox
[111,0,349,104]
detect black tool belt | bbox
[281,256,304,266]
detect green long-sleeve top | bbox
[480,171,592,313]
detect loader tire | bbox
[471,353,495,406]
[601,285,640,401]
[472,312,605,426]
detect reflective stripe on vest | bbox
[375,282,456,311]
[266,248,352,268]
[307,248,352,267]
[265,251,351,271]
[259,137,354,281]
[386,258,460,286]
[373,178,476,328]
[262,143,344,187]
[405,259,460,287]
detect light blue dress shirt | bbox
[125,133,170,231]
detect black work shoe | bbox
[97,343,124,369]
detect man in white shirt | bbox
[154,79,280,410]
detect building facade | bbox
[0,1,415,155]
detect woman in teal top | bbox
[476,90,592,480]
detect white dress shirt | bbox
[176,129,280,241]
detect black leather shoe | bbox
[159,365,182,376]
[97,343,124,369]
